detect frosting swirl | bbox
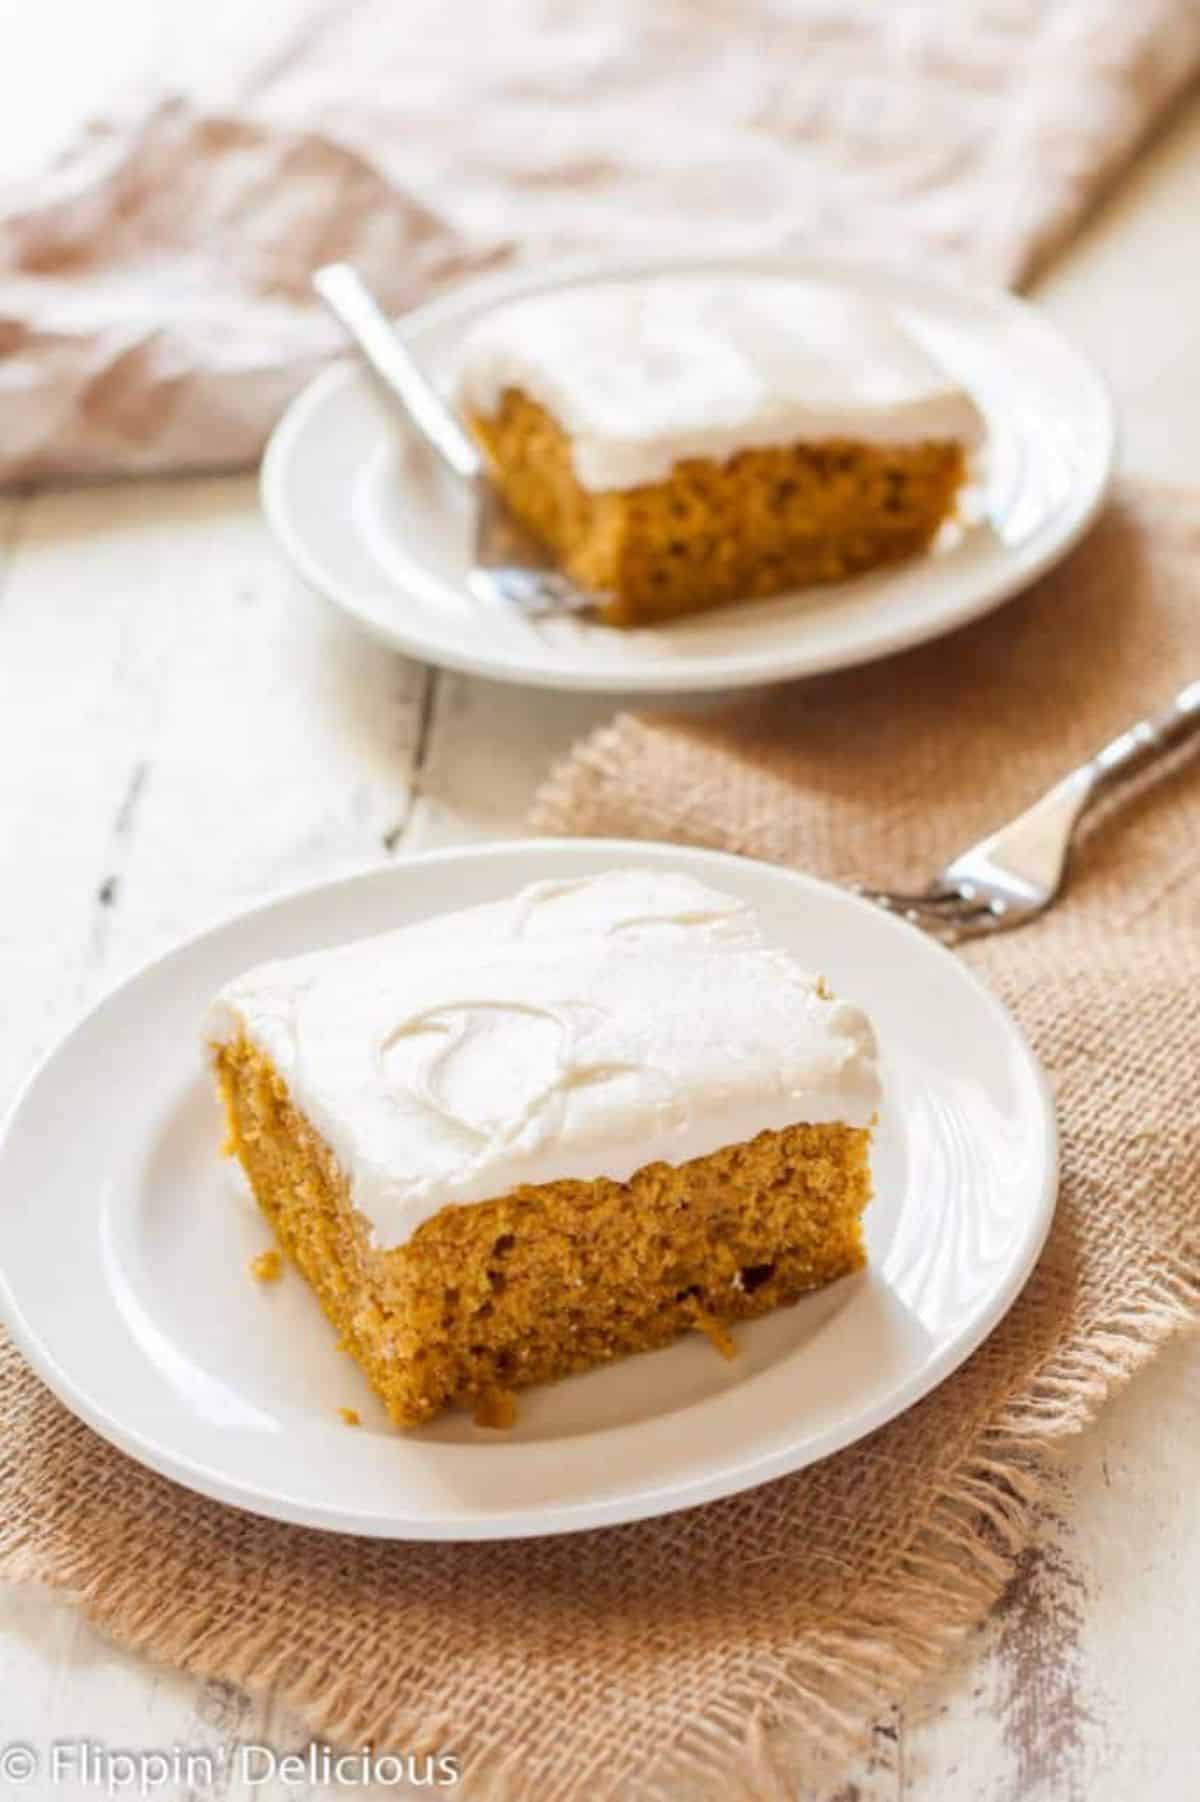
[209,870,880,1248]
[457,275,985,491]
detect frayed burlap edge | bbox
[2,1165,1195,1800]
[5,483,1200,1796]
[518,667,1200,1794]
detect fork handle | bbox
[1081,678,1200,805]
[312,263,484,484]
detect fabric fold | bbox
[3,0,1200,483]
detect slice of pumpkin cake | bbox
[457,275,984,626]
[208,869,879,1428]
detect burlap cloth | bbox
[4,2,1200,1790]
[3,0,1200,484]
[0,483,1197,1797]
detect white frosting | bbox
[457,276,986,491]
[209,870,880,1249]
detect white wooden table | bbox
[2,22,1200,1793]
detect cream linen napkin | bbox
[2,0,1199,482]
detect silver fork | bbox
[312,262,595,619]
[857,680,1200,941]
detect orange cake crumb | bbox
[691,1308,738,1361]
[214,1035,870,1429]
[473,1389,518,1430]
[249,1247,283,1284]
[468,389,967,627]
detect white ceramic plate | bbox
[0,841,1056,1539]
[263,252,1114,693]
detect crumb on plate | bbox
[473,1389,517,1430]
[691,1307,738,1361]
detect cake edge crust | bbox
[214,1033,873,1429]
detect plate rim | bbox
[0,839,1059,1539]
[261,248,1117,693]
